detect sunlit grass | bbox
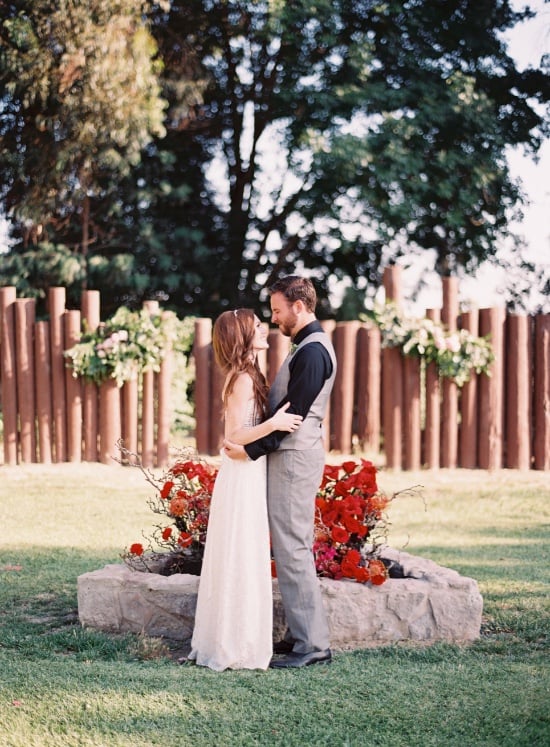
[0,462,548,746]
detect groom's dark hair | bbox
[269,275,317,313]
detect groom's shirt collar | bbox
[292,320,323,346]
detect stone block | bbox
[77,550,483,649]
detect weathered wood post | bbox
[356,322,381,455]
[506,314,532,469]
[49,287,67,462]
[382,266,403,469]
[0,286,18,465]
[35,321,53,464]
[141,300,159,467]
[193,318,213,455]
[403,354,421,470]
[15,298,37,463]
[156,311,174,467]
[534,314,550,470]
[424,308,441,469]
[267,328,290,385]
[441,276,459,468]
[332,321,359,453]
[81,290,100,462]
[478,307,505,470]
[319,320,336,451]
[459,308,479,468]
[99,379,121,465]
[64,310,82,462]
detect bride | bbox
[187,308,302,671]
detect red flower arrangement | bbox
[313,459,391,585]
[122,451,217,573]
[124,450,394,585]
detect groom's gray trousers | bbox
[267,447,331,653]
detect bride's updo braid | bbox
[212,309,269,417]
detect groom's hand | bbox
[223,439,248,460]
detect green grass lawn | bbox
[0,462,548,747]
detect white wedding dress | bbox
[188,400,273,670]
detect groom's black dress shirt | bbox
[244,320,333,461]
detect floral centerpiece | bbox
[313,459,392,585]
[64,306,193,386]
[364,302,494,387]
[123,448,401,586]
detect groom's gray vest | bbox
[268,331,336,450]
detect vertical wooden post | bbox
[193,318,213,455]
[141,369,155,467]
[424,308,441,469]
[0,287,18,465]
[49,287,67,462]
[81,290,100,462]
[64,310,82,462]
[403,355,421,470]
[533,314,550,470]
[99,378,121,465]
[256,322,268,377]
[122,373,139,463]
[441,276,459,468]
[332,321,359,453]
[382,266,403,469]
[140,301,160,467]
[356,323,381,454]
[478,307,505,470]
[157,310,174,466]
[506,314,532,469]
[35,321,53,464]
[209,353,225,455]
[459,309,479,468]
[320,320,336,451]
[267,328,290,384]
[15,298,37,463]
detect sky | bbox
[1,2,548,312]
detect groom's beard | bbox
[277,312,299,339]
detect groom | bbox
[224,275,336,668]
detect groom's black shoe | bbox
[269,649,332,668]
[273,640,295,654]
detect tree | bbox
[1,1,548,316]
[0,0,169,305]
[143,0,548,315]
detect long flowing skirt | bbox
[188,453,272,671]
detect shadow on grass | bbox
[0,546,144,663]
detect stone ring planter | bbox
[77,548,483,649]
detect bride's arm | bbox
[224,373,302,445]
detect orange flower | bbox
[168,496,189,517]
[369,559,388,585]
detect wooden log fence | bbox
[193,266,549,470]
[1,268,549,470]
[0,287,172,468]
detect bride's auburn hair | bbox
[212,309,268,416]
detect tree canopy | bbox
[1,0,548,317]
